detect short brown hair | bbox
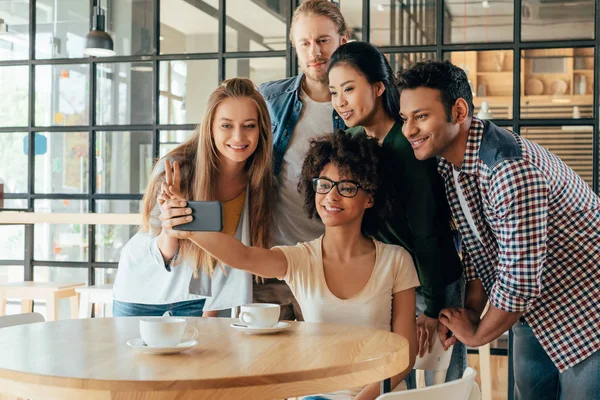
[290,0,351,43]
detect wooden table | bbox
[0,317,409,400]
[0,281,85,321]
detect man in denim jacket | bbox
[253,0,348,321]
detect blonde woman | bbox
[112,78,272,317]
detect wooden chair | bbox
[75,284,114,318]
[377,368,480,400]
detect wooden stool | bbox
[75,285,114,318]
[0,281,85,321]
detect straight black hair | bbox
[328,41,401,122]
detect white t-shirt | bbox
[452,168,483,244]
[113,232,205,304]
[271,88,331,246]
[275,236,420,399]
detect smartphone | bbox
[173,201,223,232]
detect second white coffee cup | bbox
[139,317,198,347]
[239,303,280,328]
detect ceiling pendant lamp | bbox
[84,1,115,57]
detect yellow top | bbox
[221,190,246,237]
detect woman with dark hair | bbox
[160,131,419,399]
[328,41,466,385]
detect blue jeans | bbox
[513,320,600,400]
[406,278,467,388]
[112,299,206,317]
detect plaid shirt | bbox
[438,118,600,372]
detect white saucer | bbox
[126,338,197,354]
[230,321,291,335]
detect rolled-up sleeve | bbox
[488,160,548,313]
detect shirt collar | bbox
[287,73,305,94]
[438,117,485,179]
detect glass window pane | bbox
[35,0,89,59]
[96,199,141,214]
[0,266,24,284]
[96,224,137,263]
[226,0,287,52]
[105,0,154,56]
[159,60,218,124]
[97,62,153,125]
[159,130,194,158]
[370,0,436,46]
[386,52,436,73]
[34,266,88,284]
[34,132,89,194]
[33,199,88,262]
[95,200,140,264]
[0,199,27,210]
[446,50,514,119]
[35,64,89,127]
[225,57,286,86]
[0,66,29,127]
[520,126,594,189]
[159,0,218,54]
[0,225,24,260]
[521,48,594,120]
[0,132,28,193]
[96,131,153,194]
[522,0,594,41]
[33,200,88,262]
[95,268,117,285]
[0,0,29,60]
[339,0,362,41]
[444,0,513,44]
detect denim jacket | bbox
[258,73,346,176]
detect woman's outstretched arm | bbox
[160,198,288,279]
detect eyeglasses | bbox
[312,178,364,198]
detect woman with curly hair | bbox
[160,131,419,399]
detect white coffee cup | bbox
[239,303,280,328]
[139,317,198,347]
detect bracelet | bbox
[164,243,180,272]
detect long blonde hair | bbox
[141,78,273,276]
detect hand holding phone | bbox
[173,201,223,232]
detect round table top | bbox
[0,317,409,399]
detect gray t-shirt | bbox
[271,88,332,246]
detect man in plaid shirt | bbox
[397,61,600,399]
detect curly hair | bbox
[298,130,392,233]
[396,60,474,122]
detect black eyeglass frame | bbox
[311,177,366,198]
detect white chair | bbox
[75,284,114,318]
[377,368,480,400]
[414,337,454,388]
[0,312,45,329]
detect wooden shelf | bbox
[574,69,594,73]
[476,72,513,76]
